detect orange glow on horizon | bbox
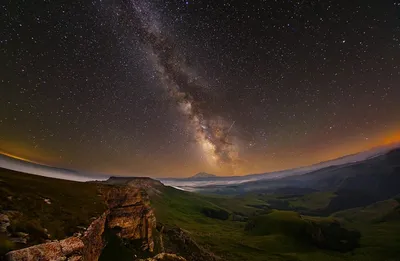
[0,151,42,165]
[383,132,400,145]
[0,128,399,178]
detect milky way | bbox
[125,0,239,171]
[1,0,399,177]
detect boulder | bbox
[9,233,29,245]
[6,241,63,261]
[5,237,84,261]
[60,237,84,256]
[0,213,10,233]
[142,253,187,261]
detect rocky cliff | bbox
[4,184,161,261]
[102,186,156,253]
[81,211,108,261]
[3,178,217,261]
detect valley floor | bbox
[151,186,400,261]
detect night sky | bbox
[1,0,400,177]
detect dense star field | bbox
[1,0,399,177]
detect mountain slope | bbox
[0,167,107,256]
[197,148,400,200]
[331,198,400,260]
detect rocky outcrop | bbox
[307,221,361,252]
[141,253,187,261]
[5,185,157,261]
[1,211,33,246]
[104,177,164,196]
[81,211,108,261]
[5,237,84,261]
[9,233,29,245]
[4,212,113,261]
[0,214,10,233]
[158,225,219,261]
[105,177,163,189]
[103,186,156,252]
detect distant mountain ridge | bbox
[188,172,217,179]
[187,147,400,204]
[160,143,400,191]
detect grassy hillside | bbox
[286,192,336,210]
[0,168,106,255]
[331,199,400,260]
[150,186,378,261]
[235,191,337,215]
[333,198,400,223]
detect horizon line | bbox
[1,141,399,180]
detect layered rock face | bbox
[81,211,109,261]
[103,186,156,252]
[5,185,157,261]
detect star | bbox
[0,0,398,177]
